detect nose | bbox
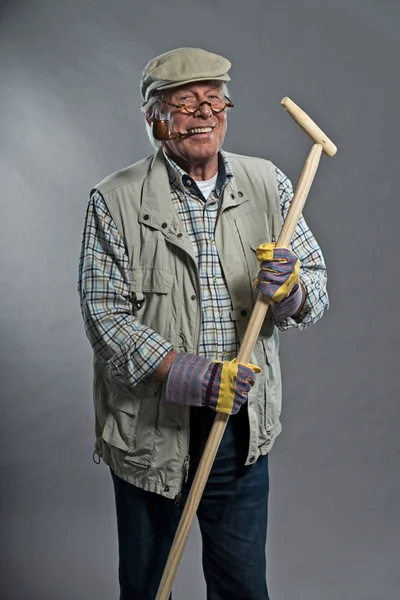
[196,101,213,118]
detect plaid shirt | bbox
[78,151,328,387]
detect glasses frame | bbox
[157,97,234,114]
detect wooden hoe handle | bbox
[156,99,337,600]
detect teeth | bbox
[187,127,213,134]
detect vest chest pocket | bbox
[129,266,174,339]
[233,212,272,289]
[231,214,276,337]
[249,240,271,276]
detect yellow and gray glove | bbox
[255,242,303,320]
[166,354,260,415]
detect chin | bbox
[186,142,220,159]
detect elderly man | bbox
[78,47,328,600]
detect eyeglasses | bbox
[157,97,234,114]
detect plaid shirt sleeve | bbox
[78,192,173,386]
[273,166,329,331]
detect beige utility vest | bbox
[92,149,283,499]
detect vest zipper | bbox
[174,454,190,506]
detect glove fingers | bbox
[256,242,297,264]
[215,360,260,415]
[256,251,300,303]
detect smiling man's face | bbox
[158,82,228,178]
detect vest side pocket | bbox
[101,385,160,467]
[102,390,141,453]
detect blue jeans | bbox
[111,407,270,600]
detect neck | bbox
[165,151,219,181]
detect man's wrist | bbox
[152,350,178,382]
[271,283,306,321]
[292,283,307,318]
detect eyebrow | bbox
[171,87,222,98]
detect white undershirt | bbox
[195,173,218,200]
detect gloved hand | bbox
[255,242,300,301]
[166,353,261,415]
[255,242,303,320]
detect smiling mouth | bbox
[186,126,214,135]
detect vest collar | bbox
[163,149,235,201]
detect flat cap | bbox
[141,47,231,101]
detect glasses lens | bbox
[210,101,227,112]
[181,101,198,113]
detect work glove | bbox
[166,353,261,415]
[255,242,303,320]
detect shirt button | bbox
[230,193,235,199]
[238,191,244,197]
[241,309,248,317]
[191,295,196,301]
[161,222,168,229]
[143,214,150,220]
[249,456,255,463]
[220,312,224,317]
[177,232,183,238]
[186,178,192,186]
[164,485,170,492]
[176,426,182,432]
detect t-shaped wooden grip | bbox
[281,97,337,157]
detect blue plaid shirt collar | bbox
[163,149,234,201]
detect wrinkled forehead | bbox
[163,80,224,100]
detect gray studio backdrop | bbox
[1,1,399,599]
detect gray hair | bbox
[141,81,231,151]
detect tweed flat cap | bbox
[141,47,231,101]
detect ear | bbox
[144,104,154,126]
